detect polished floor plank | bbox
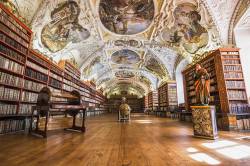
[0,114,250,166]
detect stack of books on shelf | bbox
[236,115,250,130]
[25,68,48,83]
[0,103,17,115]
[158,82,178,112]
[0,71,23,87]
[0,32,27,54]
[21,91,38,103]
[0,56,24,74]
[23,79,44,92]
[148,91,158,111]
[0,86,20,101]
[0,119,24,134]
[19,104,35,115]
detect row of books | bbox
[0,103,17,115]
[80,86,91,94]
[50,72,63,81]
[224,72,243,79]
[224,65,242,71]
[19,104,34,115]
[49,78,62,89]
[28,53,50,68]
[51,97,68,102]
[0,43,25,63]
[228,90,247,100]
[223,59,240,65]
[26,60,49,74]
[0,22,29,48]
[0,32,27,54]
[226,81,245,89]
[50,87,61,93]
[229,104,249,114]
[23,79,44,92]
[237,117,250,130]
[25,68,48,83]
[62,83,74,92]
[50,65,63,76]
[0,55,24,74]
[65,67,80,80]
[222,55,239,59]
[65,62,81,76]
[0,86,20,101]
[21,91,38,102]
[221,51,239,55]
[0,9,29,41]
[0,119,24,134]
[0,71,23,87]
[202,59,214,68]
[64,78,79,88]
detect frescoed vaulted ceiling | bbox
[5,0,246,97]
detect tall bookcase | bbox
[0,4,107,134]
[0,3,32,134]
[158,81,178,111]
[143,95,149,111]
[148,91,158,111]
[183,48,249,130]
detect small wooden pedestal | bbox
[191,106,218,139]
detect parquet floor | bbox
[0,113,250,166]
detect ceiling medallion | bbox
[99,0,154,35]
[111,49,140,65]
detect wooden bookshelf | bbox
[0,4,107,134]
[0,3,32,134]
[143,95,149,111]
[158,81,178,112]
[182,48,249,130]
[147,91,158,111]
[107,95,143,113]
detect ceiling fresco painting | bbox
[115,70,135,79]
[145,57,167,79]
[8,0,241,97]
[99,0,155,35]
[160,3,209,54]
[41,0,90,52]
[111,49,140,65]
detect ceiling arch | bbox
[5,0,242,96]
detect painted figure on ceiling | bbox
[193,64,210,105]
[161,3,208,54]
[99,0,154,35]
[41,0,90,52]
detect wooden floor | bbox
[0,113,250,166]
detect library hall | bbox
[1,0,250,166]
